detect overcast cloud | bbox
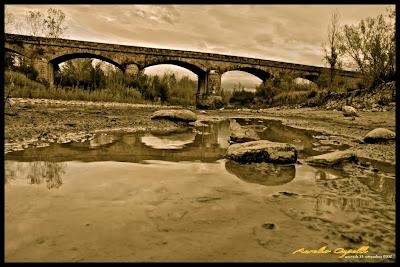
[5,4,393,87]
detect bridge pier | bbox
[196,70,223,109]
[32,59,54,86]
[124,64,140,77]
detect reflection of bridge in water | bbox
[5,121,231,163]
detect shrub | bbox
[4,70,146,104]
[229,90,255,106]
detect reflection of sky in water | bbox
[141,132,196,150]
[89,134,115,147]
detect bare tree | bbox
[44,8,68,38]
[5,6,14,33]
[24,8,68,38]
[322,12,342,92]
[25,10,44,36]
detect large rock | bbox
[151,109,197,122]
[342,106,359,117]
[225,140,297,164]
[364,128,395,143]
[229,119,260,143]
[306,150,357,167]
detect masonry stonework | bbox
[5,34,361,106]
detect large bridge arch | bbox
[49,52,124,71]
[222,67,273,82]
[5,46,27,58]
[141,60,206,100]
[140,59,207,77]
[300,73,319,83]
[221,70,264,92]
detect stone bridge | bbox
[5,33,361,105]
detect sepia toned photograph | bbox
[4,4,396,263]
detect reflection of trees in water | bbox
[357,176,395,204]
[89,133,117,147]
[27,162,66,189]
[225,160,296,186]
[315,194,374,212]
[5,161,66,189]
[5,161,17,184]
[314,173,395,214]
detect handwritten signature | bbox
[292,246,369,258]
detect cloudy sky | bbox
[5,4,393,88]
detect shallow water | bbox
[4,119,395,262]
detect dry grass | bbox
[5,71,146,104]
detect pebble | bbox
[262,223,275,230]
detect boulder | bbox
[151,109,197,122]
[225,140,297,164]
[229,119,260,143]
[364,128,395,143]
[306,150,357,167]
[342,106,359,117]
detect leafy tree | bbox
[59,58,93,88]
[229,90,255,106]
[339,8,395,87]
[255,81,276,105]
[4,52,16,70]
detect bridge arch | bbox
[221,70,264,92]
[222,67,272,82]
[49,52,124,71]
[5,46,28,58]
[299,73,319,83]
[140,59,206,77]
